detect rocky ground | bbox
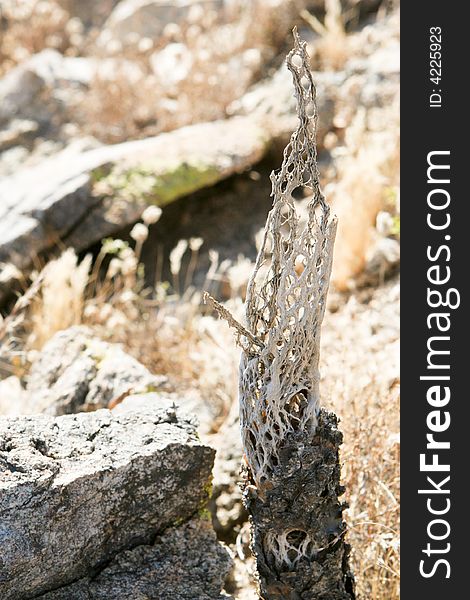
[0,1,399,599]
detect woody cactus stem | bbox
[206,30,355,599]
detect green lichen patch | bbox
[197,507,212,522]
[92,160,222,207]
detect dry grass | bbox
[302,0,352,71]
[330,105,400,291]
[1,221,238,429]
[341,381,400,599]
[320,278,400,600]
[81,0,301,142]
[26,249,91,350]
[0,0,79,76]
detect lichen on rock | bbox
[95,159,221,206]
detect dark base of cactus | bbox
[242,409,355,600]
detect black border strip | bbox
[401,3,468,597]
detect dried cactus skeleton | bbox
[205,30,355,599]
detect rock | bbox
[86,115,267,207]
[115,389,220,436]
[100,0,223,47]
[24,326,166,415]
[38,517,232,600]
[0,376,28,417]
[180,387,224,436]
[208,403,247,539]
[0,119,38,151]
[361,235,400,284]
[18,50,92,88]
[21,326,220,436]
[0,60,46,124]
[0,115,268,303]
[57,0,121,28]
[0,49,86,126]
[0,399,221,599]
[0,49,144,146]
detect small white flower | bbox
[107,258,122,278]
[142,205,162,225]
[189,237,203,251]
[130,223,149,243]
[170,240,188,275]
[376,211,394,236]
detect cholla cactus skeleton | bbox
[206,30,354,599]
[240,33,336,493]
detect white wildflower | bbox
[376,211,394,236]
[169,240,188,275]
[189,237,203,251]
[130,223,149,243]
[142,205,162,225]
[107,258,122,278]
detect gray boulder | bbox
[0,326,219,438]
[0,119,38,152]
[208,405,246,538]
[0,57,46,124]
[0,49,93,127]
[57,0,121,28]
[0,399,227,599]
[24,326,166,415]
[99,0,224,47]
[0,376,28,417]
[0,115,267,303]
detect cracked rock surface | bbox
[39,517,232,600]
[0,399,225,600]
